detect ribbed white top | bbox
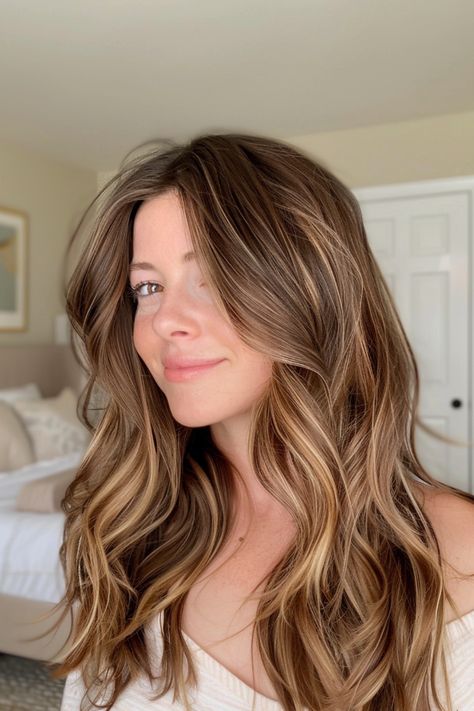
[60,609,474,710]
[435,609,474,710]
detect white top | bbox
[60,609,474,711]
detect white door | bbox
[357,192,470,493]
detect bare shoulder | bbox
[411,481,474,622]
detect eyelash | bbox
[128,281,162,302]
[128,280,206,302]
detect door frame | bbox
[353,175,474,492]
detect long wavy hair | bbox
[49,132,474,710]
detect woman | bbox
[54,133,474,710]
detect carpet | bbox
[0,653,65,711]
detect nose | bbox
[150,283,199,339]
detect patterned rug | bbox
[0,653,65,711]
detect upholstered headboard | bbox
[0,344,86,397]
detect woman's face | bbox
[130,191,272,428]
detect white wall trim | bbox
[353,175,474,201]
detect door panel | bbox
[358,193,470,492]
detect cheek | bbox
[250,358,273,391]
[234,352,273,394]
[132,317,150,361]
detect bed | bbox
[0,343,89,663]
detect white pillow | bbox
[11,387,91,462]
[0,382,42,404]
[0,401,35,471]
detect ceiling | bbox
[0,0,473,171]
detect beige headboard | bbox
[0,344,87,397]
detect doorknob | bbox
[450,398,463,409]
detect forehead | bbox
[134,191,185,235]
[132,191,193,255]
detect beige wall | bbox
[1,109,472,345]
[0,139,96,345]
[289,110,474,188]
[100,109,474,191]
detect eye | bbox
[128,281,163,301]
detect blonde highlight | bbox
[47,133,473,710]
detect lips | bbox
[162,356,225,370]
[163,357,225,383]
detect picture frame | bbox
[0,206,28,332]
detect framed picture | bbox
[0,206,28,331]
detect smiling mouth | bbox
[163,359,225,382]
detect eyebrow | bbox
[129,251,196,272]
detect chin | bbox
[170,411,215,429]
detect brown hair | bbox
[49,133,473,710]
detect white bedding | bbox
[0,451,83,603]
